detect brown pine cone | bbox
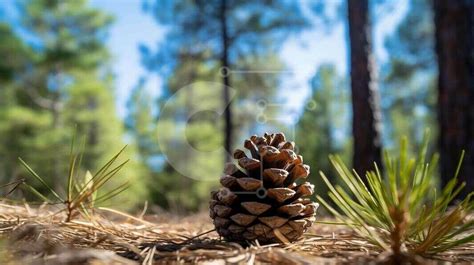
[210,132,318,244]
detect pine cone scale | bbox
[210,133,318,244]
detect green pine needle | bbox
[18,157,62,202]
[318,135,474,256]
[17,138,130,222]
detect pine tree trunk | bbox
[434,0,474,198]
[347,0,383,176]
[220,0,233,161]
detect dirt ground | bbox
[0,202,473,264]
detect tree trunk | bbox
[434,0,474,198]
[220,0,233,161]
[347,0,383,177]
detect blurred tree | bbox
[142,0,307,160]
[0,23,30,82]
[228,53,285,139]
[382,0,437,154]
[126,79,159,163]
[0,0,147,208]
[150,57,224,212]
[347,0,383,177]
[63,72,148,209]
[125,79,169,209]
[433,0,474,197]
[15,0,114,185]
[131,50,285,211]
[296,64,351,200]
[136,1,302,211]
[0,22,36,182]
[220,0,232,161]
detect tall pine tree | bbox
[0,0,147,208]
[433,0,474,197]
[134,1,306,211]
[347,0,383,176]
[142,0,307,158]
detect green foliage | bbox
[296,64,351,202]
[0,23,31,82]
[18,0,113,70]
[382,0,437,153]
[19,139,130,222]
[0,0,148,209]
[154,71,224,211]
[126,81,159,160]
[143,0,308,75]
[132,48,288,211]
[127,0,312,212]
[138,0,308,212]
[231,53,286,139]
[318,136,474,256]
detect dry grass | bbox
[0,202,472,264]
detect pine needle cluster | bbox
[18,136,130,222]
[318,136,473,259]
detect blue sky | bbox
[90,0,408,120]
[90,0,166,117]
[3,0,408,121]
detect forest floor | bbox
[0,202,473,264]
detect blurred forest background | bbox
[0,0,472,213]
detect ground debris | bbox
[0,202,472,264]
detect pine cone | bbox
[210,132,319,244]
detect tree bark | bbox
[347,0,383,177]
[220,0,233,161]
[434,0,474,198]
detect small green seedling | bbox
[318,136,473,260]
[18,135,130,222]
